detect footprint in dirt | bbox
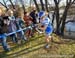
[43,45,59,53]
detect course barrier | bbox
[0,26,33,39]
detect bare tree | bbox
[30,0,32,8]
[0,0,9,10]
[54,0,60,35]
[19,0,26,13]
[45,0,49,12]
[53,0,75,35]
[3,0,7,8]
[40,0,45,11]
[0,2,7,9]
[52,11,55,26]
[33,0,40,12]
[60,0,75,35]
[9,0,15,9]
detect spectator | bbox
[0,9,10,51]
[23,12,33,39]
[29,9,38,36]
[15,11,27,41]
[29,9,37,25]
[24,12,33,27]
[7,9,18,43]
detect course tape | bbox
[0,26,33,39]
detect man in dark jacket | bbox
[29,10,37,36]
[29,10,37,24]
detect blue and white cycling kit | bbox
[40,17,53,36]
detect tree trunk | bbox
[60,5,70,35]
[40,0,45,11]
[53,0,61,35]
[53,0,75,35]
[60,0,75,35]
[30,0,32,8]
[45,0,49,12]
[20,0,26,13]
[60,20,65,35]
[44,0,50,18]
[33,0,40,12]
[55,5,60,34]
[52,11,55,26]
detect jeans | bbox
[19,29,27,41]
[11,34,18,43]
[0,34,10,51]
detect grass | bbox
[0,33,75,58]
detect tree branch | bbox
[59,0,75,24]
[0,2,8,10]
[9,0,15,9]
